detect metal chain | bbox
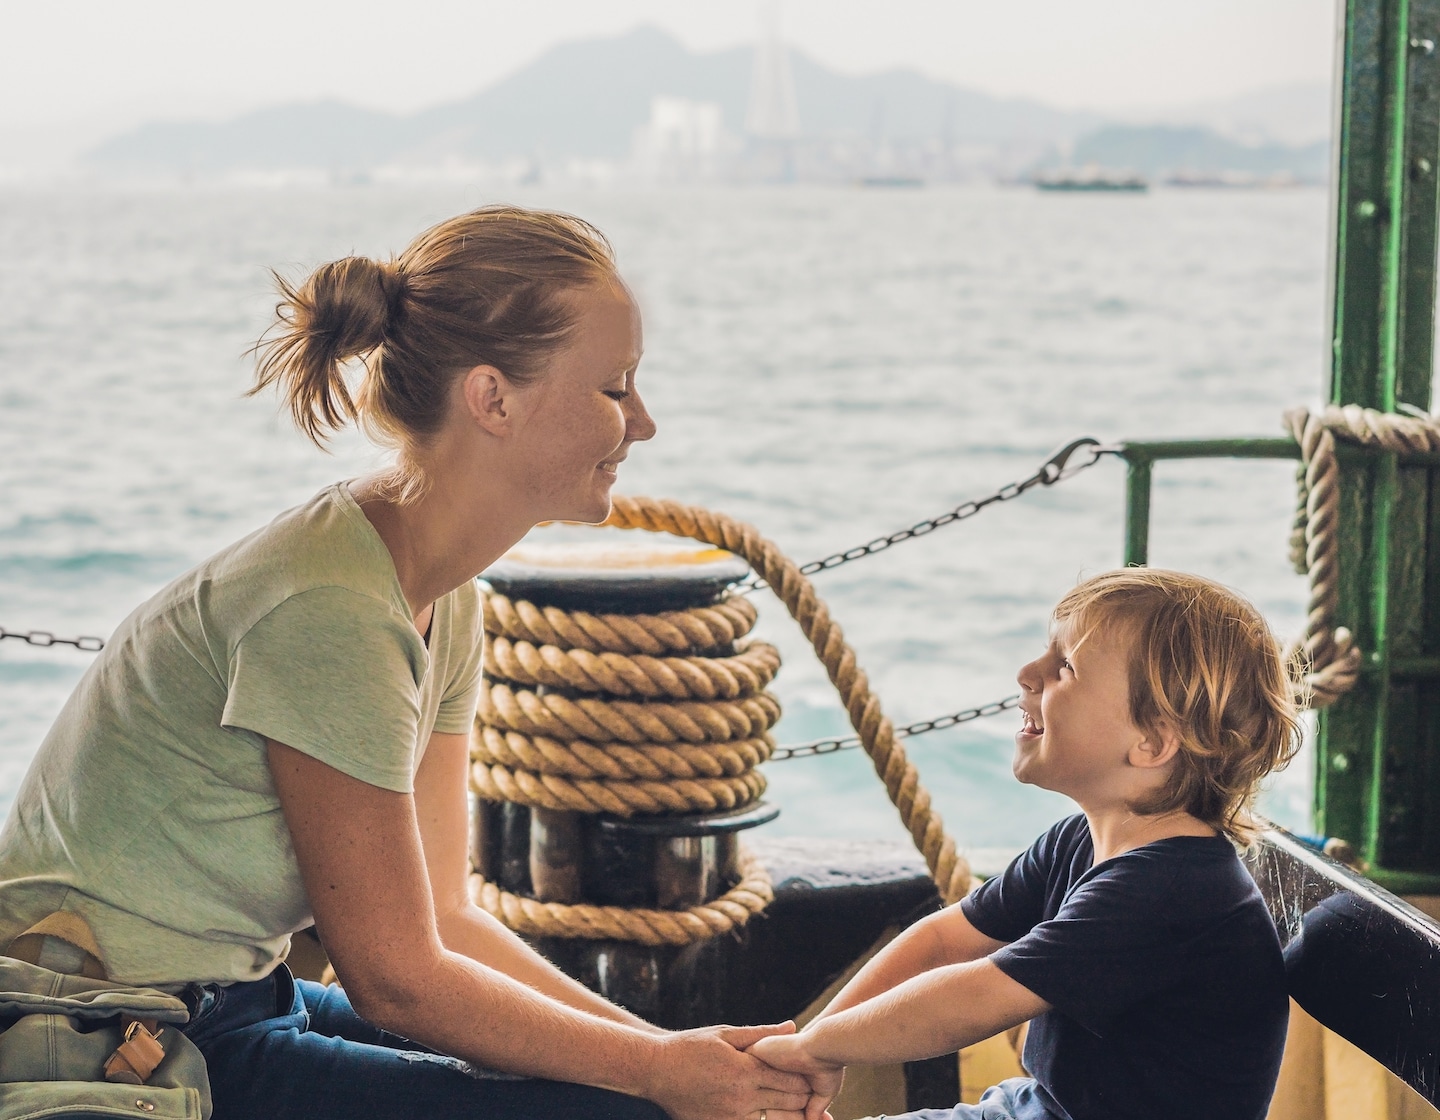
[746,437,1115,591]
[0,627,106,652]
[770,693,1021,762]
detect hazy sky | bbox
[1,0,1335,133]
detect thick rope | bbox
[475,726,774,780]
[602,496,973,906]
[485,592,757,654]
[485,635,781,700]
[472,570,784,940]
[479,680,782,745]
[471,758,767,815]
[470,845,774,947]
[1280,404,1440,708]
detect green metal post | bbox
[1124,457,1152,567]
[1322,0,1440,890]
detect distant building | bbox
[745,9,800,140]
[743,4,800,181]
[631,97,730,182]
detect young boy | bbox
[752,568,1300,1120]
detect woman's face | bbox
[508,279,655,523]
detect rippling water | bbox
[0,183,1328,866]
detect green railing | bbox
[1119,439,1302,568]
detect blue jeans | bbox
[181,965,670,1120]
[876,1078,1048,1120]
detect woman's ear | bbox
[460,364,514,436]
[1129,723,1182,771]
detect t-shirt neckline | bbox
[329,481,416,626]
[1081,818,1233,872]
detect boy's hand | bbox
[643,1023,812,1120]
[749,1033,844,1120]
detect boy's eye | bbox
[1059,658,1073,673]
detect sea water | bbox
[0,183,1328,868]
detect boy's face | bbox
[1013,616,1152,805]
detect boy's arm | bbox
[751,958,1046,1120]
[814,903,1007,1022]
[803,959,1047,1065]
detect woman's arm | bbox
[267,740,812,1120]
[813,904,1007,1021]
[412,731,658,1031]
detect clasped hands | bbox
[654,1020,841,1120]
[746,1025,843,1120]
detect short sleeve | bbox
[989,855,1183,1035]
[433,580,484,736]
[222,586,426,793]
[961,816,1077,943]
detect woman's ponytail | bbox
[251,205,617,487]
[250,256,403,446]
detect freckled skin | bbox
[505,282,656,524]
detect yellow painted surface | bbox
[959,1027,1025,1104]
[501,542,734,569]
[1267,1001,1324,1120]
[794,926,911,1120]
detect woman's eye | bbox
[604,390,629,401]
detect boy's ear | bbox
[1129,722,1183,771]
[461,364,516,436]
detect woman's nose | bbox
[626,391,657,443]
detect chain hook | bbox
[1039,437,1105,484]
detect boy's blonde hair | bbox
[1053,568,1302,844]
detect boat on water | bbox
[1033,168,1148,193]
[857,175,926,189]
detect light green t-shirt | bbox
[0,483,484,986]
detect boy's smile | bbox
[1013,618,1150,804]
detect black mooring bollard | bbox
[473,531,959,1106]
[474,536,781,1023]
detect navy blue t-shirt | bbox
[961,814,1288,1120]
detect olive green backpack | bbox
[0,913,212,1120]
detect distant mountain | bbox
[87,101,413,175]
[1070,124,1328,179]
[1150,83,1331,147]
[84,25,1098,173]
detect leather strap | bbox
[103,1017,167,1084]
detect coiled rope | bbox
[1281,404,1440,708]
[469,495,974,945]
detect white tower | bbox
[745,3,800,140]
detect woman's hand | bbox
[748,1032,844,1120]
[643,1023,814,1120]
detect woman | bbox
[0,206,813,1120]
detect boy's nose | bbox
[1016,658,1041,693]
